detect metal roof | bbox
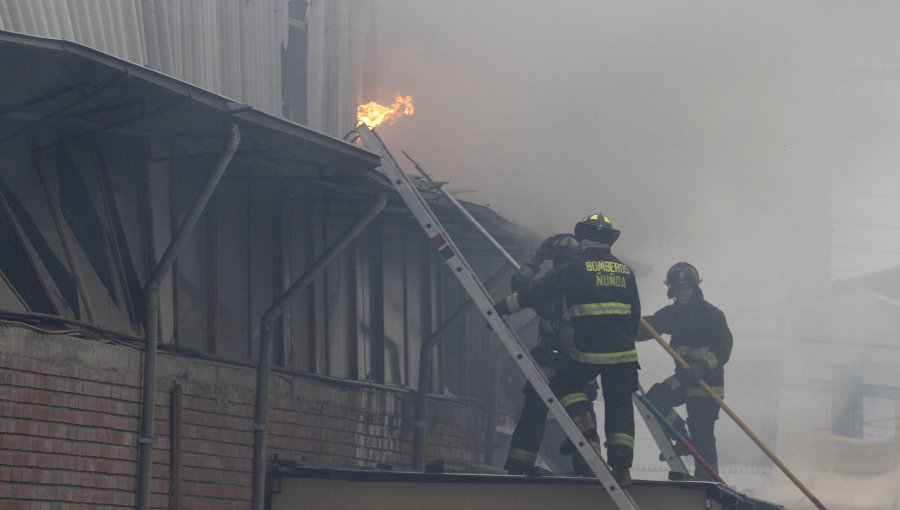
[0,0,290,116]
[0,30,540,250]
[0,30,383,184]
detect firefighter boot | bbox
[570,437,604,477]
[505,445,540,476]
[611,463,632,488]
[673,440,690,457]
[559,407,599,456]
[505,449,540,476]
[506,466,542,476]
[571,452,591,477]
[667,409,691,455]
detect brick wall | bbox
[0,327,142,509]
[0,326,486,508]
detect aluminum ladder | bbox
[355,125,641,510]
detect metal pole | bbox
[640,318,829,510]
[402,151,520,270]
[251,193,387,510]
[137,124,240,510]
[483,347,505,466]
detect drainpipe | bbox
[252,192,387,510]
[483,347,504,466]
[137,125,241,510]
[412,261,514,471]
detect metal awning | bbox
[0,30,541,251]
[0,29,385,190]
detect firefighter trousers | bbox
[505,379,553,473]
[554,357,639,468]
[505,370,600,473]
[645,379,721,481]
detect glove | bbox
[686,362,708,381]
[510,272,532,293]
[493,298,511,317]
[529,343,560,367]
[584,380,599,402]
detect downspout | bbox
[252,192,388,510]
[483,347,504,466]
[137,124,241,510]
[412,261,514,471]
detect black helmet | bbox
[548,234,581,266]
[665,262,701,298]
[574,213,620,244]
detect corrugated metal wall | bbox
[306,0,373,136]
[0,0,288,116]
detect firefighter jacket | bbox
[510,262,566,367]
[500,246,640,364]
[527,299,563,365]
[637,290,733,393]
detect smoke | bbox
[376,0,900,302]
[371,0,900,498]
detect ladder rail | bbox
[356,125,640,510]
[366,129,486,284]
[634,386,689,476]
[402,150,521,271]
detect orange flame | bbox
[357,94,415,128]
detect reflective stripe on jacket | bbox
[515,246,640,358]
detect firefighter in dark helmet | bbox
[495,213,641,486]
[503,233,591,476]
[636,262,733,481]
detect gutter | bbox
[0,30,380,167]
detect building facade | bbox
[764,276,900,510]
[0,3,536,508]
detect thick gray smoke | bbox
[372,0,900,501]
[375,0,900,303]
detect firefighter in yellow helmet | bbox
[636,262,733,481]
[495,214,641,486]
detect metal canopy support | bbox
[355,125,640,510]
[138,124,242,510]
[251,192,388,510]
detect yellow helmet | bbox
[574,213,620,244]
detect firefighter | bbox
[495,213,640,487]
[503,233,590,476]
[636,262,733,481]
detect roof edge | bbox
[0,29,380,166]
